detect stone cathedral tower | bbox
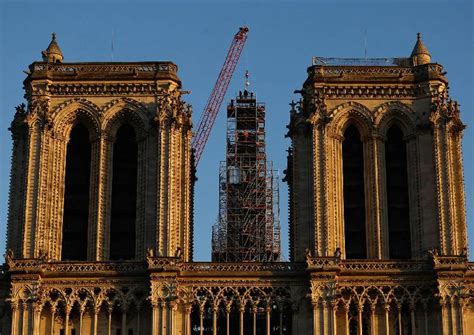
[2,34,193,334]
[286,33,473,333]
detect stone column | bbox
[79,307,85,335]
[161,301,168,335]
[370,304,376,335]
[409,303,416,335]
[226,305,232,335]
[50,305,56,335]
[199,305,204,335]
[332,301,338,335]
[266,306,271,335]
[323,301,329,335]
[397,303,402,335]
[252,306,258,335]
[185,304,192,335]
[313,303,321,335]
[32,303,42,335]
[344,304,350,335]
[11,302,19,335]
[64,305,71,335]
[22,121,43,258]
[384,304,390,335]
[169,302,176,335]
[213,306,218,335]
[152,303,159,335]
[364,134,386,259]
[357,304,363,335]
[94,135,112,260]
[450,300,457,335]
[20,302,27,335]
[239,305,245,335]
[121,307,127,335]
[458,299,466,335]
[29,302,38,335]
[440,299,449,335]
[93,307,99,335]
[108,306,113,335]
[311,118,330,256]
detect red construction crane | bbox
[192,26,249,165]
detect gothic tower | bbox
[286,34,472,334]
[4,33,193,334]
[287,33,466,262]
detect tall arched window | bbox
[343,124,367,259]
[110,123,137,260]
[62,123,91,260]
[385,125,411,259]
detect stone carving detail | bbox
[430,89,465,131]
[32,62,177,74]
[180,262,306,272]
[48,83,163,96]
[27,94,51,126]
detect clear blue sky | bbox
[0,0,472,261]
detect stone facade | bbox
[285,35,473,334]
[1,34,473,334]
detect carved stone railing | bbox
[306,257,340,271]
[146,257,180,271]
[431,255,469,271]
[7,258,148,275]
[340,260,430,273]
[322,85,416,99]
[179,262,306,273]
[48,82,160,96]
[6,258,44,273]
[320,67,416,76]
[309,63,444,78]
[31,62,178,74]
[44,261,147,274]
[306,257,432,273]
[432,255,467,265]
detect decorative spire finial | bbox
[411,32,431,65]
[42,32,63,63]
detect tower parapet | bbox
[287,34,463,262]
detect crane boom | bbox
[192,27,249,165]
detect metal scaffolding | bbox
[212,90,281,262]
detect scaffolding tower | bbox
[212,90,281,262]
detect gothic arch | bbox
[374,101,417,139]
[328,101,373,140]
[52,98,101,141]
[102,98,150,140]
